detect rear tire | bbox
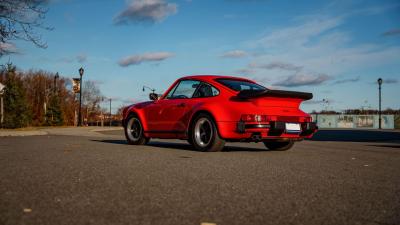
[263,140,294,151]
[124,115,150,145]
[190,113,225,152]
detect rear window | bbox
[216,79,267,92]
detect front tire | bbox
[124,115,149,145]
[263,140,294,151]
[190,113,225,152]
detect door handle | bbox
[177,103,186,107]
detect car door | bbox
[145,79,201,133]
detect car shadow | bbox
[365,144,400,149]
[149,141,265,152]
[94,139,128,145]
[92,139,266,152]
[310,129,400,143]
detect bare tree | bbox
[82,80,104,124]
[0,0,51,56]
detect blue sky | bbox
[2,0,400,113]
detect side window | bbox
[168,80,200,99]
[193,82,220,98]
[166,83,179,99]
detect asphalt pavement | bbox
[0,128,399,225]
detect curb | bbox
[90,127,123,132]
[0,130,48,137]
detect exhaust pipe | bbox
[251,134,262,142]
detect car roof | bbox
[180,75,254,83]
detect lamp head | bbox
[377,78,382,85]
[79,67,84,76]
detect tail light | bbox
[298,117,313,122]
[241,115,312,122]
[241,114,276,122]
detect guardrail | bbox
[311,114,396,129]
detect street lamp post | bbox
[78,67,84,126]
[377,78,382,129]
[0,82,4,127]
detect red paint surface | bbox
[123,75,317,141]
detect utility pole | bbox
[100,110,104,127]
[109,98,112,127]
[377,78,382,129]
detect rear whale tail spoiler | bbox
[237,89,313,100]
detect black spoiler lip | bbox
[237,89,313,100]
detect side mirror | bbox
[149,93,158,101]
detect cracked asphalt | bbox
[0,129,399,225]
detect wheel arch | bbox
[187,110,221,138]
[124,108,149,132]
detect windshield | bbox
[216,78,267,92]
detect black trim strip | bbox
[245,124,271,129]
[144,130,185,134]
[237,89,313,100]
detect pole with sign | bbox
[72,78,81,93]
[72,77,81,127]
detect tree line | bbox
[0,63,108,128]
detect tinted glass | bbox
[168,80,200,99]
[166,83,178,99]
[193,82,219,98]
[216,79,266,92]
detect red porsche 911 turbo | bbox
[122,75,317,152]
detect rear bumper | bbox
[217,121,318,141]
[256,121,317,136]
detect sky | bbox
[2,0,400,113]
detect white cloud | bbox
[382,28,400,36]
[118,52,174,67]
[0,42,18,54]
[256,16,344,51]
[249,62,303,72]
[384,78,398,84]
[235,68,255,75]
[273,73,331,87]
[242,13,400,87]
[114,0,177,24]
[332,76,360,85]
[77,53,87,63]
[221,50,247,58]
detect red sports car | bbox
[122,75,317,152]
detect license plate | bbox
[285,123,301,133]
